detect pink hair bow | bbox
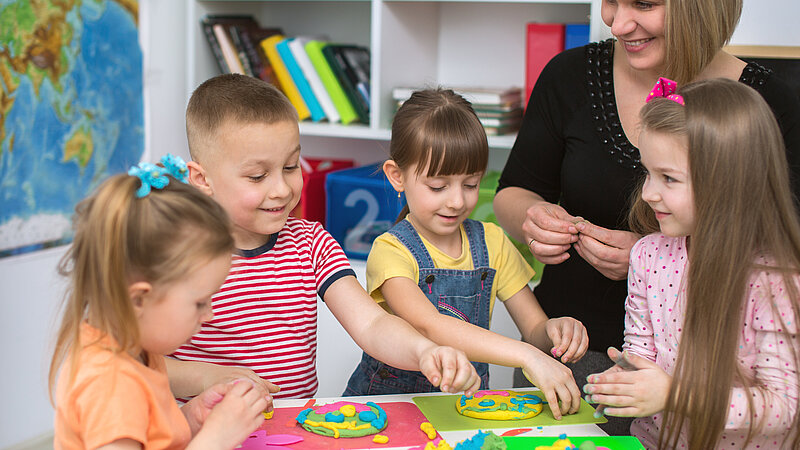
[645,77,685,105]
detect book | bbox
[200,20,229,75]
[565,23,590,50]
[213,23,246,74]
[261,34,311,121]
[289,37,340,123]
[392,86,523,109]
[323,44,371,124]
[305,40,359,125]
[227,25,254,77]
[525,23,565,105]
[243,27,284,87]
[277,38,326,122]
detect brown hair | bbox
[663,0,742,85]
[630,78,800,449]
[390,88,489,221]
[48,171,234,400]
[186,74,297,162]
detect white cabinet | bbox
[186,0,604,150]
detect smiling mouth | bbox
[261,206,285,213]
[623,37,654,47]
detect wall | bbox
[2,0,798,447]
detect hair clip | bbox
[127,153,190,198]
[160,154,189,184]
[645,77,685,106]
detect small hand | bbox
[193,379,267,447]
[584,348,671,417]
[573,221,640,281]
[545,317,589,364]
[521,352,581,420]
[523,202,581,265]
[419,346,481,397]
[203,364,280,403]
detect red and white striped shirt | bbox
[172,217,354,399]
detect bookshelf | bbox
[187,0,605,150]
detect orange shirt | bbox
[55,323,191,449]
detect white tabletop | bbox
[272,388,607,449]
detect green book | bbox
[304,40,359,125]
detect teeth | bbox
[626,38,652,46]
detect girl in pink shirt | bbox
[50,155,268,449]
[584,78,800,449]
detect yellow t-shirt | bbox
[366,220,535,318]
[55,323,191,450]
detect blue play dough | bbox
[358,410,377,422]
[478,399,495,407]
[325,412,345,423]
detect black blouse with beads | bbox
[497,39,800,352]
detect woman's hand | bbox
[545,317,589,364]
[573,221,641,280]
[418,345,481,397]
[520,351,581,420]
[583,347,671,417]
[523,202,581,265]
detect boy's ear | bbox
[187,161,214,197]
[383,159,405,193]
[129,281,153,318]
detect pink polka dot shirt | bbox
[624,234,799,449]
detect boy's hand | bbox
[521,352,581,420]
[202,364,280,402]
[545,317,589,363]
[191,380,267,448]
[419,345,481,397]
[583,348,671,417]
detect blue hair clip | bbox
[128,153,190,198]
[160,154,189,183]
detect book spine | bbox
[564,23,590,50]
[228,25,255,77]
[290,39,340,123]
[213,23,245,74]
[201,21,230,75]
[525,23,565,105]
[277,39,325,122]
[324,47,369,123]
[261,35,311,121]
[305,41,359,125]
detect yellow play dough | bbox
[456,390,544,420]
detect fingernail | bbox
[583,385,592,394]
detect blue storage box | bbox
[325,163,405,259]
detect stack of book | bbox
[391,86,524,136]
[201,14,371,124]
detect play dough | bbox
[296,401,387,438]
[456,390,544,420]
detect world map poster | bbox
[0,0,143,257]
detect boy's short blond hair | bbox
[186,74,298,162]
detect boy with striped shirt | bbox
[167,74,481,401]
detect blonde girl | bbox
[50,155,268,449]
[584,78,800,449]
[344,89,589,420]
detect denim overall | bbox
[344,218,495,395]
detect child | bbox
[167,74,481,401]
[50,155,268,449]
[344,88,589,420]
[583,78,800,448]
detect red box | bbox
[292,157,355,224]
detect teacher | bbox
[493,0,800,434]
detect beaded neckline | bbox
[585,39,774,171]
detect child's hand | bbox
[583,347,671,417]
[419,345,481,397]
[190,379,267,448]
[545,317,588,363]
[202,364,280,402]
[183,378,276,436]
[521,351,581,420]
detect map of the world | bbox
[0,0,143,257]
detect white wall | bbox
[2,0,798,447]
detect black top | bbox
[497,39,800,352]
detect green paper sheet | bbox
[504,435,645,449]
[412,391,606,432]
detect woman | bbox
[493,0,800,435]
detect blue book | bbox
[276,38,325,122]
[565,24,590,50]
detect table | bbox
[267,388,607,449]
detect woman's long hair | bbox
[630,78,800,449]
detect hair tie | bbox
[128,154,189,198]
[645,77,684,106]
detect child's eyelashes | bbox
[247,174,266,182]
[428,185,446,192]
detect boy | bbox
[167,74,480,400]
